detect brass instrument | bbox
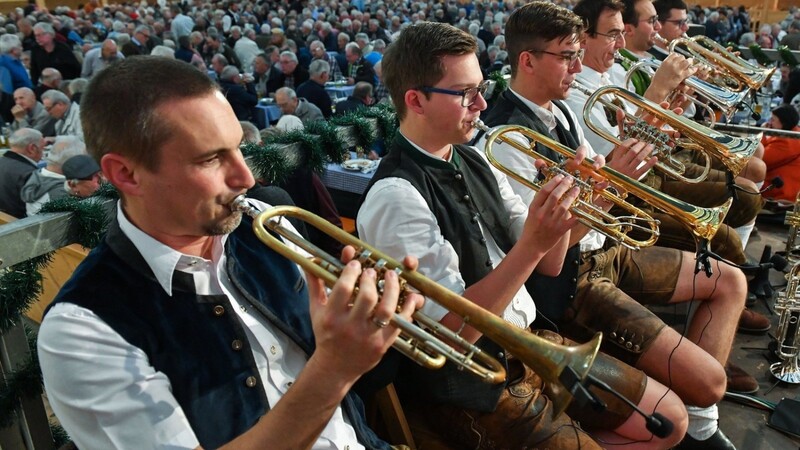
[784,192,800,264]
[230,199,603,416]
[710,123,799,140]
[621,57,751,122]
[472,119,732,245]
[771,263,800,384]
[573,83,760,178]
[658,35,776,92]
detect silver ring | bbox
[372,317,390,328]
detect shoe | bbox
[725,362,759,394]
[737,308,770,334]
[675,428,736,450]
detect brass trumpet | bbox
[573,82,760,178]
[472,119,733,244]
[230,198,603,416]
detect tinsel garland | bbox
[778,45,799,67]
[748,44,773,67]
[0,105,398,444]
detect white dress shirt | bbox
[357,133,537,330]
[38,200,362,450]
[474,88,606,253]
[566,66,618,157]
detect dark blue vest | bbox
[45,213,389,449]
[481,92,583,325]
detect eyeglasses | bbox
[663,18,689,27]
[594,30,626,42]
[418,80,490,107]
[640,15,659,26]
[44,103,55,112]
[527,48,585,70]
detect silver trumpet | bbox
[772,263,800,384]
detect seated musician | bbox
[476,3,745,449]
[762,104,800,203]
[37,56,423,449]
[357,21,688,449]
[566,0,769,337]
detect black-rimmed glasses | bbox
[663,18,689,27]
[594,30,626,43]
[528,48,585,70]
[419,80,491,107]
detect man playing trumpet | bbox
[478,2,746,449]
[358,20,687,449]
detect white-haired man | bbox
[42,90,83,140]
[0,128,44,217]
[11,87,55,135]
[30,22,81,83]
[296,59,333,118]
[275,87,323,125]
[309,40,343,81]
[81,39,124,78]
[0,34,33,91]
[20,135,86,215]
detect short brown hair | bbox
[574,0,625,36]
[382,22,477,120]
[81,56,217,170]
[505,2,584,78]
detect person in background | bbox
[30,22,81,83]
[42,90,83,140]
[81,39,123,79]
[218,65,257,121]
[61,153,103,198]
[762,105,800,203]
[334,81,373,116]
[0,128,43,218]
[296,59,333,118]
[10,87,56,135]
[20,135,85,215]
[0,34,33,91]
[275,87,323,125]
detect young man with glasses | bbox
[359,18,688,450]
[481,2,748,449]
[652,0,691,60]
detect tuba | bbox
[230,199,603,416]
[572,82,760,179]
[771,263,800,384]
[472,119,732,245]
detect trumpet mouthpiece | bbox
[229,195,259,218]
[472,118,488,131]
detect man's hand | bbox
[646,53,697,103]
[11,105,25,121]
[606,138,657,179]
[305,246,423,382]
[346,77,355,85]
[519,173,580,251]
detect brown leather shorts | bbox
[562,245,680,366]
[402,329,647,449]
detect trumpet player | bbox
[479,2,746,449]
[37,56,425,449]
[359,19,688,450]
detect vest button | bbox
[479,237,487,244]
[573,260,580,265]
[625,341,633,349]
[485,259,492,267]
[245,376,258,388]
[497,352,505,359]
[471,214,478,223]
[213,305,225,316]
[571,277,577,283]
[463,194,470,202]
[568,294,574,300]
[231,339,243,351]
[270,345,278,355]
[455,173,462,180]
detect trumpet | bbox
[620,56,751,122]
[472,119,732,245]
[230,198,603,416]
[572,82,760,179]
[657,35,776,92]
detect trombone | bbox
[472,119,732,245]
[572,82,760,178]
[230,198,603,417]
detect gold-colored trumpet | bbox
[574,83,760,179]
[658,35,776,92]
[230,199,603,416]
[472,119,733,244]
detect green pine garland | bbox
[304,120,348,163]
[361,103,398,145]
[330,111,378,150]
[748,44,773,67]
[488,70,508,96]
[0,256,49,334]
[778,45,799,67]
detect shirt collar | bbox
[577,65,606,88]
[116,203,227,296]
[399,130,455,163]
[509,87,556,131]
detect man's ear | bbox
[101,153,144,197]
[404,88,425,115]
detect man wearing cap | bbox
[20,135,85,215]
[0,128,44,218]
[62,154,102,197]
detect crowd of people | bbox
[0,0,799,449]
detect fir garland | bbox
[748,44,773,67]
[330,111,378,150]
[489,70,508,96]
[304,120,348,163]
[778,45,799,67]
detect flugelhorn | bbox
[573,82,760,178]
[472,119,732,244]
[620,56,751,121]
[771,263,800,384]
[230,199,603,416]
